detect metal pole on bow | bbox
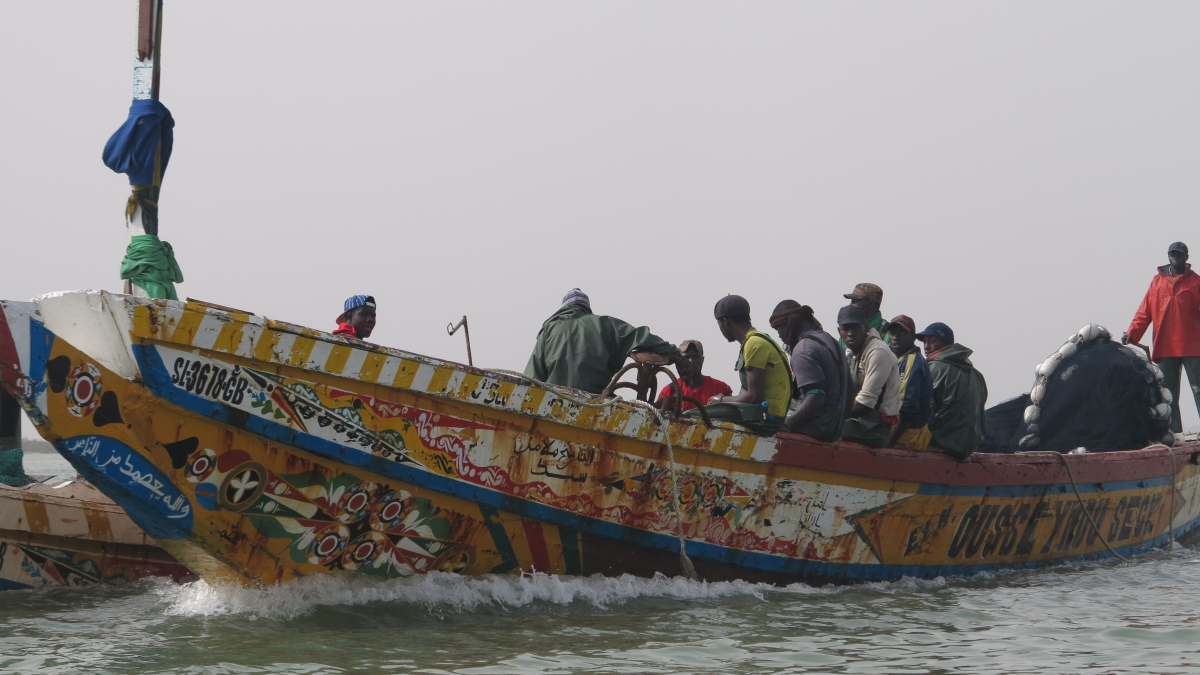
[447,316,474,367]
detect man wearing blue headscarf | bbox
[523,289,685,394]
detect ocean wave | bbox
[156,571,947,621]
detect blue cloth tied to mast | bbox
[102,99,174,186]
[104,99,183,300]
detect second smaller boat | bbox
[0,475,192,590]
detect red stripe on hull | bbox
[522,518,552,572]
[0,306,20,389]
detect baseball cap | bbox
[837,305,867,327]
[679,340,704,355]
[888,315,916,333]
[1169,242,1189,255]
[843,283,883,303]
[714,295,751,320]
[916,322,954,345]
[337,295,376,324]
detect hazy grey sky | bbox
[3,2,1200,437]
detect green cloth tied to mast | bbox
[120,234,184,300]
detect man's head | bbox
[714,295,752,342]
[886,315,917,356]
[678,340,705,379]
[837,305,869,353]
[769,299,819,349]
[561,288,592,312]
[916,322,954,357]
[337,295,377,338]
[843,283,883,318]
[1169,242,1189,268]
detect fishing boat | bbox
[1,291,1196,586]
[5,0,1192,587]
[0,472,191,590]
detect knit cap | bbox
[561,288,591,311]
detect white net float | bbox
[1057,342,1078,360]
[1023,405,1040,424]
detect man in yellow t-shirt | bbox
[685,295,792,434]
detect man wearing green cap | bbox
[839,283,889,349]
[838,305,901,448]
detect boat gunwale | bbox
[774,431,1200,487]
[147,310,1200,491]
[137,293,1200,489]
[130,294,777,454]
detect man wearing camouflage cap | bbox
[840,283,889,348]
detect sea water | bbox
[4,454,1200,674]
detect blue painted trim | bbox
[479,504,520,574]
[26,317,51,387]
[18,316,54,419]
[130,344,1193,581]
[559,526,582,575]
[51,439,192,542]
[0,578,33,591]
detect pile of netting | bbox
[979,323,1174,453]
[0,446,32,486]
[979,394,1029,453]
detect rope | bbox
[1144,443,1178,550]
[1168,446,1177,550]
[486,368,700,579]
[1021,450,1130,562]
[633,400,700,580]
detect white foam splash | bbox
[154,571,947,622]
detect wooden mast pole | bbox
[124,0,163,294]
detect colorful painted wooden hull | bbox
[0,478,191,590]
[1,291,1197,586]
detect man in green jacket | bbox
[916,322,988,459]
[523,289,686,394]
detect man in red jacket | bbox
[1123,242,1200,432]
[656,340,732,412]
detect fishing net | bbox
[978,394,1029,454]
[978,324,1174,453]
[0,447,33,487]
